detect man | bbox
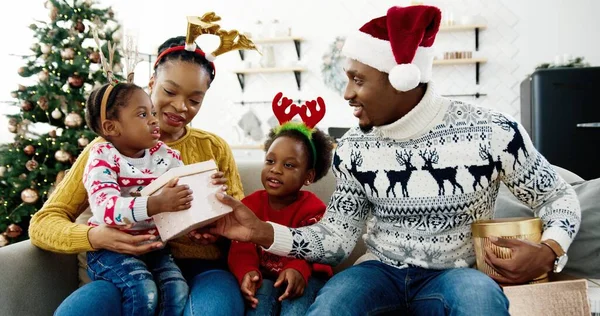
[211,5,581,315]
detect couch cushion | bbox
[494,178,600,278]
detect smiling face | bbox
[106,89,160,158]
[344,59,421,131]
[261,136,315,205]
[148,60,211,143]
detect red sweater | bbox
[228,190,333,285]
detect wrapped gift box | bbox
[141,160,232,241]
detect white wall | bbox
[1,0,599,147]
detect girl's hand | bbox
[274,268,306,301]
[241,271,261,308]
[148,178,193,215]
[88,225,164,256]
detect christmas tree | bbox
[0,0,123,247]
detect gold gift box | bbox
[472,217,548,284]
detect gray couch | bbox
[0,161,585,316]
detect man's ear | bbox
[101,120,120,137]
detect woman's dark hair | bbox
[263,127,334,183]
[85,83,143,135]
[154,36,215,84]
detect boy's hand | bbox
[148,178,193,215]
[274,268,305,301]
[187,230,219,245]
[241,271,261,308]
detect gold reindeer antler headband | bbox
[93,29,140,126]
[153,12,258,75]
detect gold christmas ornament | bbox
[37,96,49,110]
[78,135,90,147]
[0,166,6,177]
[8,118,17,126]
[5,224,23,238]
[68,73,84,88]
[38,69,49,81]
[21,188,39,204]
[8,125,17,133]
[61,48,76,60]
[49,7,58,21]
[49,129,57,138]
[51,108,62,119]
[21,100,33,111]
[41,43,51,54]
[65,112,83,127]
[18,173,27,181]
[24,145,35,155]
[89,51,100,63]
[0,234,8,247]
[18,84,26,91]
[17,67,27,76]
[26,159,39,171]
[10,91,18,98]
[55,149,71,162]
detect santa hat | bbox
[342,5,442,92]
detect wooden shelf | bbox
[251,36,303,44]
[434,58,487,65]
[240,37,303,61]
[439,24,487,31]
[232,67,306,91]
[434,58,487,84]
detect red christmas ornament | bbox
[24,145,35,155]
[75,20,85,33]
[68,73,84,89]
[21,100,33,111]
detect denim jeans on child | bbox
[86,247,188,316]
[246,276,327,316]
[307,260,509,316]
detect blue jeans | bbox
[247,276,327,316]
[55,259,244,316]
[307,260,509,316]
[86,248,188,316]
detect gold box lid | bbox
[471,217,542,238]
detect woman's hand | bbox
[88,225,164,256]
[241,271,261,308]
[274,268,305,301]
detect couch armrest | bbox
[0,240,78,316]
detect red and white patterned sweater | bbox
[83,141,182,236]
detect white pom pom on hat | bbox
[341,5,442,91]
[389,63,421,92]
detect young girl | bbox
[228,94,334,315]
[83,82,193,315]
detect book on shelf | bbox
[141,160,232,241]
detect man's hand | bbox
[88,225,164,256]
[241,271,261,308]
[274,268,306,301]
[208,193,274,247]
[484,236,555,284]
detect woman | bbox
[29,36,245,316]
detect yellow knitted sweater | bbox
[29,127,244,260]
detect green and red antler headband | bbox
[271,92,327,167]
